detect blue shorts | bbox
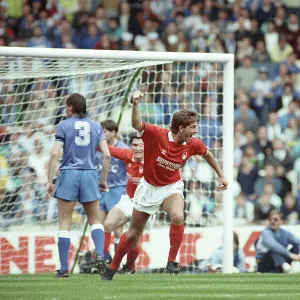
[100,186,126,212]
[54,169,101,203]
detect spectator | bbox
[106,17,122,42]
[256,210,300,273]
[237,156,259,201]
[199,232,246,273]
[263,183,282,209]
[27,26,51,48]
[256,0,276,26]
[283,14,300,51]
[236,37,254,63]
[72,0,90,32]
[284,118,299,150]
[234,193,255,224]
[141,32,166,52]
[266,112,283,141]
[234,100,259,132]
[234,56,258,93]
[252,40,270,63]
[281,193,300,225]
[254,164,283,197]
[254,193,276,223]
[270,35,293,63]
[250,66,273,122]
[278,100,299,130]
[264,22,279,55]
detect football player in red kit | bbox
[102,91,228,280]
[103,135,147,274]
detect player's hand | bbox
[132,90,143,106]
[218,177,228,191]
[99,180,108,192]
[46,182,54,200]
[289,253,300,261]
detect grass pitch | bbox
[0,273,299,300]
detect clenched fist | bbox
[132,90,144,105]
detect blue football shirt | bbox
[55,116,105,170]
[95,140,129,187]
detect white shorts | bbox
[115,194,133,218]
[133,177,184,215]
[114,194,156,230]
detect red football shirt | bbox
[140,122,207,186]
[108,146,143,198]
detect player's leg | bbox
[53,169,79,278]
[113,225,123,251]
[57,199,75,277]
[102,208,150,280]
[103,205,130,254]
[161,193,185,274]
[80,170,106,275]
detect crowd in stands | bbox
[0,0,299,228]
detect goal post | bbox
[0,47,234,274]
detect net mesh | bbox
[0,55,224,273]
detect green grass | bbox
[0,273,299,300]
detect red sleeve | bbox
[191,138,207,156]
[108,146,132,162]
[141,122,163,137]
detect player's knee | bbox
[170,213,184,225]
[103,219,114,233]
[127,228,141,243]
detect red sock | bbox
[103,232,111,255]
[126,245,140,270]
[168,223,184,262]
[110,232,134,270]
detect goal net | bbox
[0,48,233,274]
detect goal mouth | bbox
[0,47,234,274]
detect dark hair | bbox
[233,232,239,247]
[129,134,142,145]
[170,109,199,133]
[101,119,118,133]
[66,93,87,118]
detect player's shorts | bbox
[54,169,100,203]
[133,177,184,215]
[115,194,133,218]
[100,185,126,212]
[115,194,156,230]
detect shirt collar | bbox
[168,131,186,145]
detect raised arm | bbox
[203,150,228,190]
[131,90,144,132]
[98,139,111,192]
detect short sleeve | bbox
[192,138,207,156]
[141,122,162,137]
[55,122,65,144]
[98,124,106,143]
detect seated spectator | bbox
[265,138,294,173]
[264,21,278,55]
[119,32,134,50]
[94,32,117,50]
[236,37,254,64]
[256,210,300,273]
[254,164,283,197]
[234,193,255,224]
[234,56,258,93]
[256,0,276,26]
[284,118,299,150]
[275,83,295,116]
[250,66,273,122]
[106,17,122,42]
[254,193,276,223]
[263,183,282,209]
[281,193,300,225]
[266,112,283,141]
[283,14,300,51]
[27,26,52,48]
[270,35,293,63]
[252,40,270,63]
[141,32,166,52]
[278,100,300,130]
[234,100,259,132]
[237,156,259,201]
[199,232,246,273]
[78,24,100,49]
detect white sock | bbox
[282,262,291,273]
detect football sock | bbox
[110,232,134,271]
[168,223,184,261]
[103,232,111,255]
[114,237,120,251]
[126,245,140,270]
[57,231,70,273]
[90,224,104,256]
